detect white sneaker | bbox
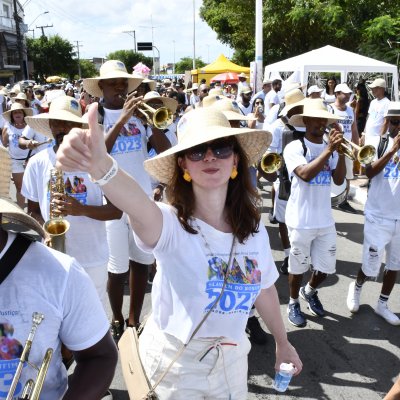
[375,302,400,326]
[347,282,361,313]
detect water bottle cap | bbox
[279,363,295,374]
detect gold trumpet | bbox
[43,168,70,253]
[260,152,282,174]
[338,137,376,165]
[118,94,173,129]
[6,312,53,400]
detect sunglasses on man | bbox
[389,119,400,126]
[184,138,235,162]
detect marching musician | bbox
[0,146,117,399]
[347,102,400,325]
[283,99,346,327]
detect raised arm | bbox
[56,103,163,248]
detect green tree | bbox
[77,59,98,79]
[27,35,76,81]
[106,50,153,72]
[200,0,400,65]
[174,57,206,73]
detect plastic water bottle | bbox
[273,363,295,392]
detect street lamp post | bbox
[28,11,49,29]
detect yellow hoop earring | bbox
[183,170,192,182]
[230,166,238,180]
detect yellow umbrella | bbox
[46,76,63,83]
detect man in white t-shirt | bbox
[264,79,282,113]
[22,96,122,310]
[364,78,390,140]
[0,146,117,399]
[83,60,171,341]
[251,79,272,104]
[237,86,253,115]
[283,99,346,327]
[347,102,400,325]
[329,83,359,213]
[236,72,249,99]
[189,83,200,107]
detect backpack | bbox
[278,126,306,200]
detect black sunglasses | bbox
[184,138,235,162]
[389,119,400,126]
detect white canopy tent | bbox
[264,45,399,100]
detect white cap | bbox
[334,83,352,93]
[369,78,386,89]
[307,85,323,95]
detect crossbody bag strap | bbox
[150,235,236,394]
[0,234,33,285]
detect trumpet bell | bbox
[138,103,173,129]
[260,152,282,174]
[358,145,376,165]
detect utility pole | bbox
[74,41,83,78]
[13,0,25,79]
[36,24,53,38]
[28,29,35,39]
[123,30,136,52]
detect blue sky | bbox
[23,0,233,66]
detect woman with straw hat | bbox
[1,103,33,208]
[56,104,302,398]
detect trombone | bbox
[260,152,282,174]
[6,313,53,400]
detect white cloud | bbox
[23,0,233,66]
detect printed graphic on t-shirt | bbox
[0,320,23,397]
[106,122,143,156]
[308,160,332,186]
[383,158,400,180]
[205,256,261,315]
[47,174,89,205]
[11,133,19,148]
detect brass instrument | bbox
[391,153,400,170]
[118,94,173,129]
[338,137,376,165]
[43,168,70,253]
[260,152,282,174]
[6,312,53,400]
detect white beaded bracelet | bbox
[90,157,119,186]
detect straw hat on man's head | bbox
[288,99,343,128]
[2,102,32,123]
[0,146,44,237]
[25,96,87,139]
[83,60,143,98]
[144,108,272,184]
[211,97,256,121]
[279,89,306,117]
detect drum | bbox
[331,181,346,207]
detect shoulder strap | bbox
[298,135,307,157]
[97,103,105,125]
[0,234,33,285]
[377,135,389,159]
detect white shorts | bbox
[362,215,400,277]
[273,180,287,223]
[85,263,108,312]
[106,213,155,274]
[345,157,354,180]
[288,225,337,274]
[11,159,25,174]
[139,317,250,399]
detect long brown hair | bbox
[165,137,261,243]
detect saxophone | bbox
[43,168,70,253]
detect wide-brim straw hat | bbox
[142,91,178,114]
[2,102,33,123]
[83,60,143,98]
[25,96,88,139]
[134,73,156,91]
[279,89,306,116]
[12,92,30,107]
[0,147,44,237]
[211,97,256,121]
[288,99,343,128]
[144,108,272,184]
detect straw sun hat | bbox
[83,60,143,98]
[288,99,343,128]
[210,97,256,121]
[25,96,88,139]
[2,102,33,123]
[0,146,44,237]
[144,108,272,184]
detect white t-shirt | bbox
[322,91,336,104]
[134,203,279,344]
[0,233,109,400]
[328,104,354,141]
[22,126,53,154]
[268,119,285,153]
[189,93,200,107]
[365,97,390,137]
[284,138,338,229]
[3,123,29,160]
[364,135,400,220]
[103,108,152,196]
[237,102,252,116]
[21,147,108,268]
[265,90,280,111]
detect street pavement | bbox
[103,177,399,400]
